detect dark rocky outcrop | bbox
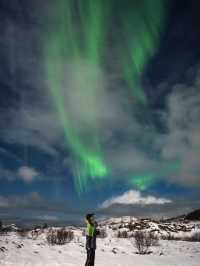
[185,209,200,221]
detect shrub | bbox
[134,231,149,254]
[97,229,107,238]
[148,231,159,246]
[162,233,178,241]
[47,228,74,245]
[43,223,48,229]
[117,230,128,238]
[162,232,200,242]
[0,227,9,235]
[133,231,158,254]
[128,223,135,231]
[31,229,43,240]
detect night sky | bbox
[0,0,200,226]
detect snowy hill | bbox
[0,215,200,265]
[98,215,200,240]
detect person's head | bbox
[85,213,95,224]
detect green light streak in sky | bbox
[130,160,181,190]
[122,0,166,104]
[46,58,108,193]
[45,0,109,193]
[130,174,156,191]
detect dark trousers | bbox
[85,248,95,266]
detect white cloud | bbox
[17,166,39,182]
[0,165,40,183]
[0,22,60,156]
[100,190,172,208]
[0,106,60,156]
[161,81,200,186]
[105,144,157,175]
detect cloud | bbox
[161,77,200,186]
[100,190,172,208]
[17,166,39,182]
[0,106,61,156]
[0,165,39,183]
[0,192,41,208]
[0,20,61,157]
[98,200,200,219]
[0,192,67,212]
[105,144,158,176]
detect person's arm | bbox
[94,221,100,236]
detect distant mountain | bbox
[185,209,200,221]
[164,209,200,222]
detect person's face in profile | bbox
[90,215,95,223]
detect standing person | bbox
[85,213,98,266]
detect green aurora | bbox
[44,0,167,193]
[130,160,181,190]
[122,0,166,104]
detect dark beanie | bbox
[86,213,94,220]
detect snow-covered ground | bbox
[0,227,200,266]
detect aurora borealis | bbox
[121,0,166,104]
[1,0,200,222]
[45,0,109,192]
[45,0,167,193]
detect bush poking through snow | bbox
[117,230,128,238]
[97,229,107,238]
[148,232,159,246]
[134,231,150,254]
[42,223,48,229]
[47,228,74,245]
[133,231,159,254]
[162,232,200,242]
[31,229,43,240]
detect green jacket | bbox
[86,221,96,249]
